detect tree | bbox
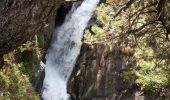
[83,0,170,96]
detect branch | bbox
[130,10,157,28]
[129,2,157,20]
[156,0,166,20]
[113,0,135,18]
[125,19,158,34]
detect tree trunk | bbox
[157,0,170,37]
[0,0,63,55]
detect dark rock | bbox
[0,55,4,69]
[68,43,138,100]
[0,0,63,55]
[68,43,167,100]
[55,3,73,27]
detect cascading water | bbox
[42,0,99,100]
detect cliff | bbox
[0,0,63,99]
[68,43,170,100]
[0,0,63,55]
[68,43,135,100]
[0,0,170,99]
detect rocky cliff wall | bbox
[68,43,133,100]
[0,0,63,55]
[68,43,170,100]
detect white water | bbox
[42,0,99,100]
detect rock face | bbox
[0,0,63,55]
[68,43,169,100]
[68,43,134,100]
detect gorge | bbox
[0,0,170,100]
[42,0,99,100]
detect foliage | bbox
[18,35,41,81]
[84,0,170,95]
[0,35,42,99]
[0,54,39,99]
[130,35,170,94]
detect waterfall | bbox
[42,0,99,100]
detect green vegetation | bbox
[128,35,170,94]
[0,0,170,99]
[0,35,42,99]
[0,61,39,99]
[84,0,170,96]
